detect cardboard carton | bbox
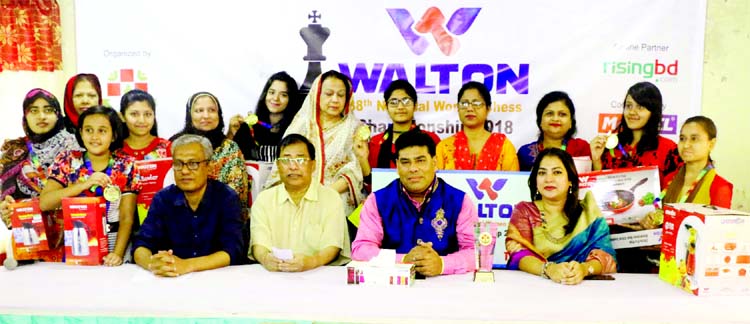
[346,261,416,287]
[659,203,750,296]
[134,158,174,224]
[62,197,108,265]
[579,166,662,249]
[10,199,64,262]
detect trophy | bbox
[474,221,498,283]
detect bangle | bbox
[541,262,552,279]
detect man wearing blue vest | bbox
[352,129,478,276]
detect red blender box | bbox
[659,203,750,296]
[62,197,108,265]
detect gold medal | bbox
[244,114,259,126]
[605,133,619,150]
[356,126,371,141]
[103,185,121,202]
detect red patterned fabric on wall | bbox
[0,0,62,72]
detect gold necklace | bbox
[538,201,568,244]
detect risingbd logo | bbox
[104,68,148,106]
[386,7,481,56]
[466,178,507,201]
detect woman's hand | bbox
[559,261,587,285]
[1,195,15,228]
[353,139,369,162]
[103,252,123,266]
[227,114,244,139]
[590,134,607,162]
[506,240,523,253]
[546,262,586,285]
[83,172,111,191]
[638,209,664,230]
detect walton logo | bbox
[466,178,507,201]
[386,7,481,56]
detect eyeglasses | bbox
[387,98,414,108]
[277,157,310,166]
[172,160,209,171]
[458,100,485,110]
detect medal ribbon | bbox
[25,139,41,169]
[84,153,116,221]
[659,164,713,204]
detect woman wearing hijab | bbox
[1,88,80,230]
[62,73,103,133]
[169,92,249,213]
[265,71,367,216]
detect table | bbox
[1,263,747,323]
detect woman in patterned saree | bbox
[265,71,367,217]
[506,148,616,284]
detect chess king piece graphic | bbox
[299,10,330,98]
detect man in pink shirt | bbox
[352,129,478,276]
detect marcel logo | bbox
[386,7,481,56]
[597,113,678,135]
[466,178,507,201]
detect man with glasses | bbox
[133,134,244,276]
[352,130,478,277]
[367,80,441,172]
[249,134,350,272]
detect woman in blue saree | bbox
[506,148,616,284]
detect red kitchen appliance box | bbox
[659,203,750,296]
[62,197,108,265]
[134,158,173,224]
[10,199,63,260]
[578,166,662,249]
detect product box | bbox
[62,197,108,265]
[10,199,50,253]
[346,261,416,287]
[134,158,174,224]
[579,166,662,249]
[659,203,750,296]
[245,161,273,208]
[10,199,64,261]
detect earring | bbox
[568,187,572,194]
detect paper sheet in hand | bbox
[272,247,293,261]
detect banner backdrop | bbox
[74,0,706,145]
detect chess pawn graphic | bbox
[299,10,330,98]
[72,220,90,256]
